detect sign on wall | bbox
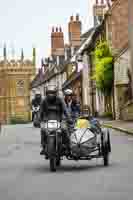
[16,80,25,96]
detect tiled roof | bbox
[62,71,81,89]
[81,27,95,40]
[30,64,66,89]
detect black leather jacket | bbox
[40,96,69,121]
[31,97,42,107]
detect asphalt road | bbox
[0,124,133,200]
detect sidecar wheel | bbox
[103,143,109,166]
[107,131,111,153]
[56,157,61,167]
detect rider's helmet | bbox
[35,90,41,100]
[35,90,42,105]
[46,85,58,102]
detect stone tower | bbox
[68,14,82,50]
[0,46,36,124]
[51,27,65,56]
[93,0,106,26]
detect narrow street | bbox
[0,124,133,200]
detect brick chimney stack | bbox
[68,14,82,49]
[93,0,106,26]
[51,26,64,56]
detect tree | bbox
[93,41,114,112]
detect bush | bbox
[10,117,30,125]
[102,112,113,119]
[93,41,114,95]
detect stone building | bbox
[0,46,36,124]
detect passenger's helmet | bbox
[46,85,57,102]
[64,89,73,96]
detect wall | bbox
[105,0,130,120]
[114,48,131,119]
[106,0,128,52]
[121,101,133,120]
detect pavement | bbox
[0,123,133,199]
[102,119,133,135]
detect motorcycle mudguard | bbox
[47,135,56,157]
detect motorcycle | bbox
[32,106,40,128]
[41,120,63,172]
[41,118,111,172]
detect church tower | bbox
[0,45,36,124]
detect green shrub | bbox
[102,112,113,119]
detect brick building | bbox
[31,25,67,97]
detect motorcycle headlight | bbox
[41,121,60,130]
[41,122,47,129]
[47,122,58,129]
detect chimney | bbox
[3,43,7,61]
[56,27,58,32]
[93,0,106,26]
[76,14,79,21]
[52,27,54,32]
[68,14,81,48]
[70,16,74,21]
[51,26,64,57]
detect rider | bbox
[40,85,71,155]
[64,89,80,121]
[64,89,73,115]
[31,91,42,121]
[71,94,81,120]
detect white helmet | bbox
[35,90,41,95]
[64,89,73,96]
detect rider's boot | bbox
[40,148,45,155]
[40,130,46,155]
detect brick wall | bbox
[106,0,128,52]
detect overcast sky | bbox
[0,0,95,65]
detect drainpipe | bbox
[82,52,90,111]
[128,0,133,99]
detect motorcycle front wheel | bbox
[50,157,56,172]
[48,136,56,172]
